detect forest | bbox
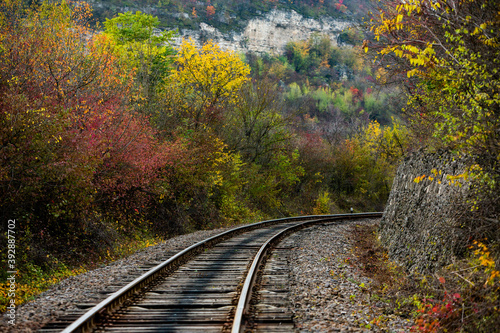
[1,0,499,330]
[0,0,408,308]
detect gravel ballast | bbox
[1,219,413,332]
[289,219,413,332]
[0,227,234,333]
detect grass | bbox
[349,223,500,332]
[0,233,161,313]
[0,262,86,313]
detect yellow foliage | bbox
[169,38,250,107]
[359,119,409,163]
[164,38,250,129]
[0,265,86,312]
[312,191,331,215]
[471,241,500,286]
[414,174,426,183]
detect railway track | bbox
[39,213,381,333]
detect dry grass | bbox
[349,223,500,333]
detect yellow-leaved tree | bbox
[163,38,250,132]
[366,0,499,157]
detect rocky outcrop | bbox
[172,9,352,54]
[379,150,473,273]
[89,0,353,54]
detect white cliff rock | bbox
[172,9,352,54]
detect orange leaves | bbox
[206,5,215,17]
[413,174,426,183]
[470,241,500,286]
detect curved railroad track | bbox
[39,213,381,333]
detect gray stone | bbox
[380,150,477,273]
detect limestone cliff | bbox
[89,0,354,54]
[171,9,352,53]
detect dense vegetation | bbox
[366,0,499,331]
[90,0,373,32]
[246,33,409,211]
[2,1,497,331]
[0,0,407,310]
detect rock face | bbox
[172,9,352,53]
[379,150,473,273]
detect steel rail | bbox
[231,212,382,333]
[60,212,381,333]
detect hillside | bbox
[89,0,372,53]
[89,0,372,30]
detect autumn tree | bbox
[206,5,215,19]
[0,0,168,264]
[222,79,304,213]
[285,40,311,73]
[103,11,177,113]
[367,0,499,156]
[223,80,292,164]
[162,38,250,132]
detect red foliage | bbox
[412,292,463,333]
[349,86,363,103]
[0,1,178,229]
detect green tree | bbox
[223,80,303,215]
[104,11,177,111]
[223,80,292,164]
